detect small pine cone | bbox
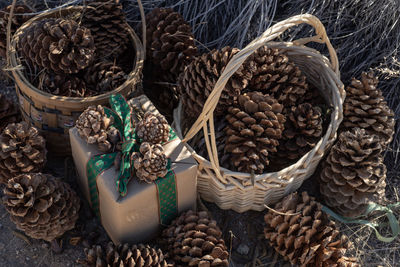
[225,92,285,174]
[179,46,255,119]
[162,210,229,267]
[19,18,95,74]
[319,128,386,217]
[76,105,120,152]
[249,46,309,107]
[145,8,198,82]
[264,192,359,267]
[39,71,88,97]
[85,61,126,94]
[84,242,168,267]
[136,112,169,144]
[0,94,20,133]
[342,72,395,146]
[132,142,168,183]
[82,0,129,58]
[2,173,80,242]
[0,122,47,184]
[0,4,33,58]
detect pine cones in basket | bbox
[84,61,127,94]
[0,94,20,133]
[39,71,89,97]
[0,122,46,184]
[136,112,170,144]
[264,191,359,267]
[162,210,229,267]
[319,128,386,217]
[2,173,80,241]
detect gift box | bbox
[70,95,198,244]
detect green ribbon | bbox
[322,202,400,243]
[86,94,178,223]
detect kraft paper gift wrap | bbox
[69,95,198,244]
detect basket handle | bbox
[183,14,339,181]
[136,0,146,57]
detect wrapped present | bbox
[70,94,197,244]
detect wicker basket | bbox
[173,14,345,213]
[8,6,145,156]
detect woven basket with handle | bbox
[173,14,345,213]
[8,5,146,156]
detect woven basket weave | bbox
[8,5,145,156]
[173,14,345,213]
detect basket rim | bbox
[9,5,145,104]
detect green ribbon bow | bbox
[86,94,178,224]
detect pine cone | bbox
[136,112,169,144]
[0,94,20,133]
[0,122,47,184]
[82,0,129,58]
[249,46,309,107]
[319,128,386,217]
[2,173,80,241]
[85,61,126,94]
[38,71,89,97]
[145,8,198,82]
[83,242,168,267]
[162,210,229,267]
[19,18,95,74]
[225,92,285,174]
[342,72,395,146]
[0,4,33,58]
[132,142,168,183]
[76,105,120,152]
[264,191,359,267]
[179,46,255,119]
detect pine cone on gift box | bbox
[18,18,95,74]
[319,128,386,217]
[84,61,127,94]
[0,122,46,184]
[82,0,129,58]
[131,142,168,183]
[342,71,395,147]
[38,71,89,97]
[83,242,168,267]
[136,112,170,144]
[264,191,359,267]
[162,210,229,267]
[225,92,286,174]
[2,173,80,242]
[76,105,120,152]
[0,4,33,58]
[0,94,20,133]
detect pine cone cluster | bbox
[85,61,127,94]
[39,71,88,97]
[84,242,168,267]
[264,191,359,267]
[136,112,170,144]
[76,105,120,152]
[0,94,20,133]
[319,128,386,217]
[162,210,229,267]
[2,173,80,241]
[0,122,47,184]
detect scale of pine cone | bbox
[39,71,89,97]
[19,18,95,74]
[342,72,395,147]
[83,242,168,267]
[319,128,386,217]
[85,61,127,94]
[0,122,47,184]
[2,173,80,242]
[162,210,229,267]
[225,92,285,174]
[0,94,20,132]
[264,191,359,267]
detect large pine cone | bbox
[136,112,169,144]
[84,242,168,267]
[319,128,386,217]
[145,8,198,82]
[162,210,229,267]
[38,71,88,97]
[19,18,95,74]
[342,72,395,147]
[82,0,129,58]
[0,4,33,58]
[132,142,168,183]
[0,94,20,133]
[249,46,309,107]
[179,46,255,119]
[264,192,359,267]
[0,122,46,184]
[225,92,285,174]
[76,105,120,152]
[85,61,127,94]
[2,173,80,242]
